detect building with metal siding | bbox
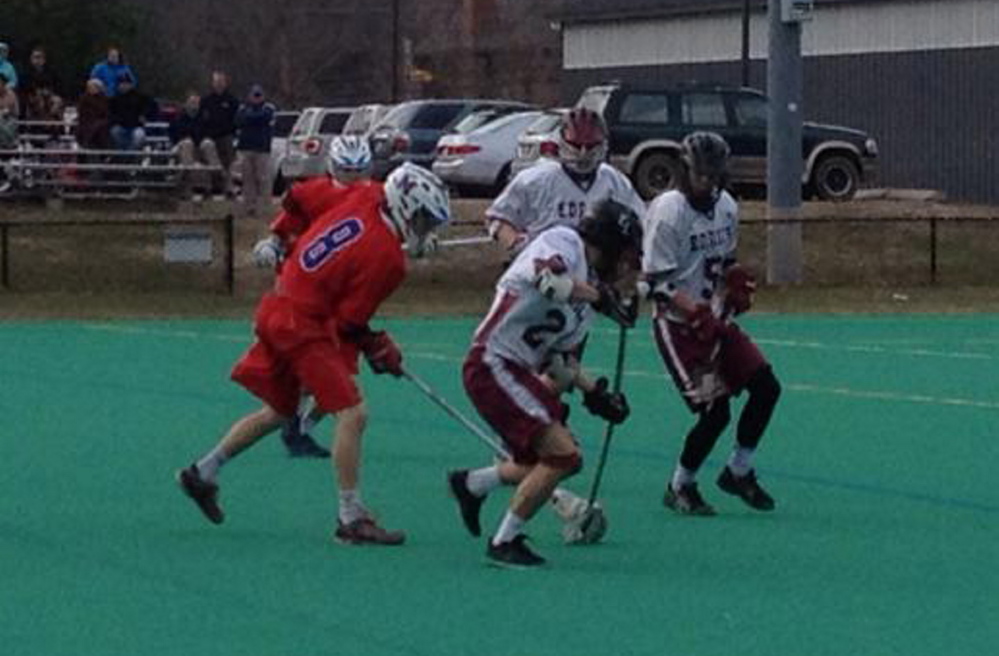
[558,0,999,202]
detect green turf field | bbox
[2,315,997,656]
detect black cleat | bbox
[717,467,776,511]
[486,535,546,569]
[282,419,330,459]
[176,465,224,524]
[663,482,716,516]
[334,517,406,546]
[448,470,485,537]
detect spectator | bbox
[108,73,156,151]
[200,71,238,195]
[0,42,17,90]
[76,78,111,150]
[0,73,18,149]
[235,84,275,218]
[19,47,61,100]
[170,91,224,198]
[89,46,136,97]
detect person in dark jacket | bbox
[109,73,156,151]
[19,47,61,100]
[170,91,224,198]
[200,71,238,194]
[76,78,111,150]
[235,84,275,218]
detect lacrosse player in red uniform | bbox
[252,135,378,458]
[642,132,781,516]
[448,199,642,568]
[177,163,451,545]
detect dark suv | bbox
[368,98,534,179]
[578,84,879,201]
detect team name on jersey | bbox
[689,225,735,253]
[300,217,364,272]
[556,200,587,221]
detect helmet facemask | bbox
[559,109,608,177]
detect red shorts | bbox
[462,346,562,465]
[653,313,767,413]
[230,294,361,416]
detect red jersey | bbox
[275,182,405,329]
[271,177,381,250]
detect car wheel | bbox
[633,151,683,200]
[812,154,860,201]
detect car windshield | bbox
[473,111,541,136]
[274,113,300,138]
[290,110,318,137]
[523,111,564,135]
[319,112,349,134]
[408,103,466,130]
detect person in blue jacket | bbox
[89,46,137,98]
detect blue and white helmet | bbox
[383,162,451,257]
[328,135,372,178]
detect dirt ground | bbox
[1,195,999,319]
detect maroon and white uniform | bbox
[487,159,645,242]
[463,227,593,463]
[642,189,765,411]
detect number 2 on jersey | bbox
[522,309,567,349]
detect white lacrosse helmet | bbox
[328,135,372,180]
[383,162,451,257]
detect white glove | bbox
[535,268,574,302]
[252,236,284,268]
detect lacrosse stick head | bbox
[552,491,608,545]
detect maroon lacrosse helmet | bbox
[558,108,608,176]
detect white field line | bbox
[82,324,999,411]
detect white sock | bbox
[466,466,502,497]
[195,445,228,483]
[491,510,525,546]
[671,465,696,492]
[338,489,367,524]
[727,447,755,477]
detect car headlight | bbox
[864,138,879,157]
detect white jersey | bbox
[486,159,646,241]
[642,189,739,322]
[472,226,594,370]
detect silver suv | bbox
[280,106,354,180]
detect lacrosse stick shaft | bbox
[401,368,511,459]
[585,323,629,507]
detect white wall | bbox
[564,0,999,69]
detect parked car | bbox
[342,103,394,137]
[279,106,353,181]
[270,110,301,194]
[368,98,534,179]
[433,110,543,196]
[577,83,879,200]
[509,108,568,179]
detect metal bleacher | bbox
[0,118,222,201]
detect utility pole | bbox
[766,0,812,284]
[741,0,751,87]
[391,0,400,102]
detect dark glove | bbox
[358,330,403,377]
[688,304,723,344]
[724,265,756,316]
[582,377,630,425]
[593,284,638,328]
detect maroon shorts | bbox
[652,313,767,413]
[462,346,563,465]
[230,294,361,416]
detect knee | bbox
[540,449,583,477]
[337,403,368,432]
[748,366,781,406]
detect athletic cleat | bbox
[282,421,330,459]
[176,465,224,524]
[663,482,716,516]
[448,470,485,537]
[486,535,546,569]
[717,467,776,511]
[334,517,406,546]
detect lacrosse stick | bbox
[577,320,629,538]
[401,368,511,459]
